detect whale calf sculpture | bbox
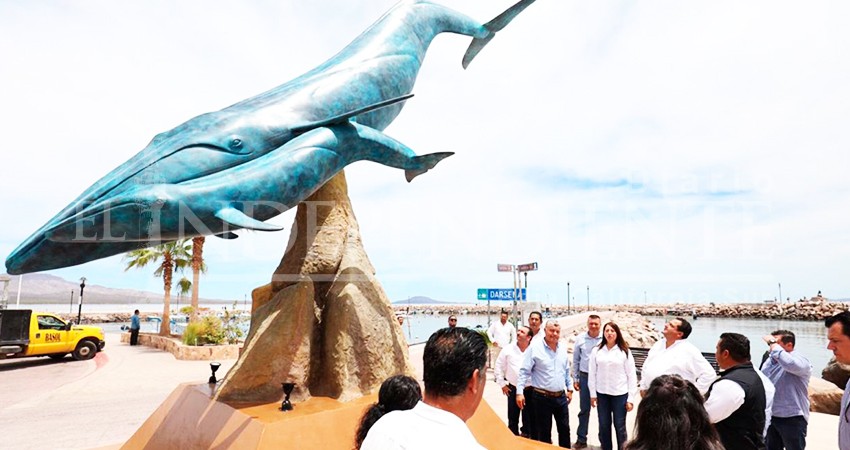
[6,0,537,274]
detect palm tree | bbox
[190,236,207,323]
[176,276,192,312]
[124,240,192,336]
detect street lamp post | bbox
[586,285,590,311]
[77,277,86,325]
[778,283,783,303]
[567,282,571,315]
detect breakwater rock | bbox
[392,297,847,322]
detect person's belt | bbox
[533,388,565,398]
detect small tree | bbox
[124,240,192,336]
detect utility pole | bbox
[77,277,86,325]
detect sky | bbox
[1,0,849,306]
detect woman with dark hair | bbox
[354,374,422,449]
[588,322,637,450]
[625,374,724,450]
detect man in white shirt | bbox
[494,325,533,437]
[488,310,517,366]
[639,317,716,396]
[704,332,766,450]
[361,327,488,450]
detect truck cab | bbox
[0,310,105,361]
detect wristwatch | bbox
[767,339,777,345]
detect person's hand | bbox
[516,393,525,409]
[625,402,634,412]
[639,390,647,398]
[501,385,510,396]
[566,391,573,403]
[573,381,580,391]
[591,398,597,408]
[762,335,776,345]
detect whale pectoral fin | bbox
[405,152,455,182]
[213,231,239,239]
[292,94,414,131]
[462,0,538,69]
[214,207,284,232]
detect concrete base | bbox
[121,383,551,449]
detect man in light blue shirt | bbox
[825,312,850,450]
[517,319,574,448]
[571,314,602,449]
[760,329,812,450]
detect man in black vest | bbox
[704,332,767,450]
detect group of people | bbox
[356,310,850,449]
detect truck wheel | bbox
[72,340,97,361]
[48,353,67,360]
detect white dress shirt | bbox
[639,338,717,394]
[361,401,486,450]
[588,344,638,403]
[757,369,775,437]
[704,366,774,434]
[487,320,516,348]
[494,342,526,387]
[704,379,745,423]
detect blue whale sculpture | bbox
[6,0,537,274]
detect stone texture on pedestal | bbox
[215,172,412,404]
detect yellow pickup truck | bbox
[0,309,105,360]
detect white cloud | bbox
[1,0,848,305]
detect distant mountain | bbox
[0,273,230,304]
[392,296,464,305]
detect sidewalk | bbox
[1,332,237,450]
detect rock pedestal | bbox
[215,172,412,404]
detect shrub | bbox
[182,315,226,346]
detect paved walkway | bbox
[0,312,841,449]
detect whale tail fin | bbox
[462,0,537,69]
[405,152,454,182]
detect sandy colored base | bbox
[121,383,551,449]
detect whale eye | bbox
[230,138,243,149]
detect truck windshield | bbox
[37,315,66,330]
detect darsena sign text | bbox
[477,288,526,301]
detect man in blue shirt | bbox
[825,312,850,450]
[571,314,602,449]
[517,319,574,448]
[760,329,812,450]
[129,309,141,346]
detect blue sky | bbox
[1,0,849,305]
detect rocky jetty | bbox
[393,296,848,322]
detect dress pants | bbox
[596,393,628,450]
[507,384,530,436]
[766,415,807,450]
[576,371,591,445]
[130,328,140,346]
[524,387,537,439]
[532,391,571,448]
